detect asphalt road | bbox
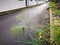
[0,3,49,45]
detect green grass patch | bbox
[49,2,56,11]
[55,10,60,15]
[53,25,60,43]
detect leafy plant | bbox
[29,33,43,45]
[49,2,56,11]
[53,25,60,44]
[29,24,50,45]
[55,10,60,16]
[14,24,50,45]
[49,0,60,3]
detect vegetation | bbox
[49,2,56,12]
[55,10,60,16]
[12,24,50,45]
[49,0,60,3]
[49,0,60,45]
[52,25,60,45]
[10,26,25,37]
[29,24,50,45]
[49,2,60,16]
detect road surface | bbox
[0,3,49,45]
